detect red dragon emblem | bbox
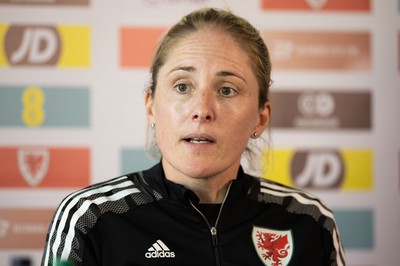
[252,226,293,266]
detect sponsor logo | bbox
[0,0,89,5]
[17,147,50,187]
[262,31,370,71]
[0,209,54,249]
[252,226,293,266]
[120,27,166,68]
[0,146,90,188]
[261,0,370,11]
[0,219,10,238]
[270,90,371,129]
[262,149,373,190]
[297,91,335,118]
[0,85,90,127]
[291,150,344,188]
[306,0,327,9]
[0,24,90,67]
[5,25,61,66]
[145,239,175,258]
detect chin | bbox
[180,165,216,179]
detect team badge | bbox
[252,226,293,266]
[18,147,49,187]
[306,0,328,10]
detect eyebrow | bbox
[168,66,195,74]
[168,66,247,83]
[217,71,247,84]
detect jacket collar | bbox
[141,162,255,205]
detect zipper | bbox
[189,182,233,266]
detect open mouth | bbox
[183,137,214,144]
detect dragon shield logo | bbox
[252,226,293,266]
[306,0,328,10]
[17,147,50,187]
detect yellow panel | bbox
[262,149,294,187]
[0,24,9,66]
[57,25,90,67]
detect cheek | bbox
[228,104,260,131]
[153,99,186,127]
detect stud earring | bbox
[151,123,155,128]
[251,132,258,139]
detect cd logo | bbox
[297,91,335,118]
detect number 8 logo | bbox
[22,86,45,127]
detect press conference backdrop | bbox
[0,0,399,265]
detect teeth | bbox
[189,138,211,143]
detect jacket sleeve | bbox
[322,213,346,266]
[40,195,100,266]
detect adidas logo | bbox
[145,239,175,259]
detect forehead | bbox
[162,29,253,72]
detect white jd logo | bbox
[11,28,58,64]
[294,150,343,188]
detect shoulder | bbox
[250,175,346,266]
[53,171,154,230]
[250,175,337,233]
[42,171,154,265]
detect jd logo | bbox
[4,25,61,66]
[297,91,335,118]
[291,150,344,189]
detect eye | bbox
[218,86,237,97]
[174,83,191,94]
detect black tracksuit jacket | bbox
[42,163,346,266]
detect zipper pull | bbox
[210,226,218,247]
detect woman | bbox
[42,7,345,266]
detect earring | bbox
[251,132,258,139]
[151,123,155,128]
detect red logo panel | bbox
[261,0,370,11]
[263,31,371,71]
[0,146,90,188]
[0,208,54,249]
[120,27,166,68]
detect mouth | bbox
[183,135,215,144]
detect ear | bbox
[255,101,271,134]
[145,89,155,124]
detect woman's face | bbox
[146,29,270,182]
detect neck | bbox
[188,179,232,203]
[162,160,238,204]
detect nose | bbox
[193,111,212,121]
[191,91,215,122]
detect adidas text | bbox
[145,240,175,259]
[145,250,175,258]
